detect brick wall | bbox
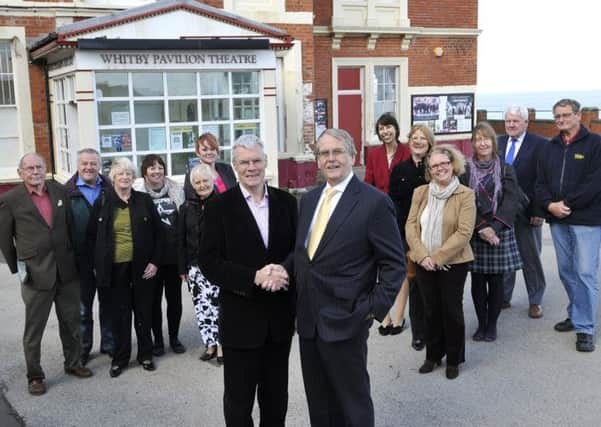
[313,0,331,26]
[285,0,312,12]
[202,0,223,8]
[410,0,478,27]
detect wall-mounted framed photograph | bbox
[411,93,474,135]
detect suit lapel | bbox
[17,183,51,229]
[513,133,532,168]
[233,185,267,250]
[47,182,62,229]
[312,176,361,259]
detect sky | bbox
[477,0,601,93]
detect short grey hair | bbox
[317,128,357,158]
[232,134,266,162]
[504,105,528,121]
[553,98,581,114]
[108,157,136,182]
[189,163,216,183]
[18,153,46,170]
[77,148,101,161]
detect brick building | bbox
[0,0,479,188]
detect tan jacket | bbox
[405,183,476,266]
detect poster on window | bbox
[314,99,327,141]
[411,93,474,135]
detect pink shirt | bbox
[215,174,227,194]
[25,184,53,227]
[240,184,269,248]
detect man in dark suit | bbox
[498,105,548,318]
[199,135,297,427]
[286,128,405,427]
[0,153,92,396]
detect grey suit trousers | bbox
[503,212,547,305]
[21,276,81,380]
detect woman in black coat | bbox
[178,163,222,363]
[88,157,164,377]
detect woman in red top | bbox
[364,113,411,193]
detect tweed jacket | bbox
[405,183,476,266]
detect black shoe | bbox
[576,333,595,352]
[152,345,165,357]
[501,301,511,309]
[555,318,574,332]
[411,339,425,351]
[418,360,441,374]
[109,366,122,378]
[446,365,459,380]
[140,360,156,371]
[80,353,90,367]
[200,349,217,362]
[378,324,392,336]
[216,356,224,366]
[472,328,486,341]
[484,326,497,342]
[170,339,186,354]
[389,319,406,335]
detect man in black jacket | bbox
[199,135,297,427]
[65,148,113,365]
[536,98,601,352]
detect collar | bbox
[323,171,354,195]
[24,182,47,196]
[76,174,102,188]
[240,183,269,203]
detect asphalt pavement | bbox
[1,226,601,426]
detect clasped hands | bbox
[255,264,289,292]
[419,256,450,272]
[478,226,500,246]
[548,201,571,219]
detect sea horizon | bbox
[476,89,601,119]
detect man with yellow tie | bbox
[286,128,405,427]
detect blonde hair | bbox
[425,144,466,181]
[108,157,136,182]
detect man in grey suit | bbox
[284,129,405,427]
[498,105,548,318]
[0,153,92,396]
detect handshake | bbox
[254,264,289,292]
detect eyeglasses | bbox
[429,160,451,171]
[316,148,347,159]
[553,112,574,121]
[236,159,265,168]
[21,165,44,173]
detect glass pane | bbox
[234,123,260,140]
[98,129,132,153]
[97,101,130,126]
[0,76,15,105]
[134,100,165,124]
[96,72,128,97]
[202,124,231,148]
[167,72,196,96]
[233,98,260,120]
[200,72,229,95]
[232,72,259,94]
[201,98,229,121]
[132,73,164,96]
[171,152,197,175]
[220,149,232,163]
[136,127,166,151]
[169,100,198,122]
[169,125,198,150]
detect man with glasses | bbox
[0,153,93,395]
[536,99,601,352]
[287,128,405,426]
[199,135,297,426]
[498,105,548,318]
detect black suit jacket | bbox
[0,181,78,290]
[199,184,297,349]
[288,175,405,343]
[498,132,547,216]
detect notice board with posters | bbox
[411,93,474,135]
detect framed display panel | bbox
[411,93,474,135]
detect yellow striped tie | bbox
[307,187,337,259]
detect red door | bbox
[337,68,363,166]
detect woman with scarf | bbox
[462,122,522,343]
[178,164,223,364]
[135,154,186,356]
[405,144,475,379]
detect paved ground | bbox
[1,226,601,427]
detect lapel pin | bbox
[57,199,63,207]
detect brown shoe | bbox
[528,304,543,319]
[28,379,46,396]
[65,366,93,378]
